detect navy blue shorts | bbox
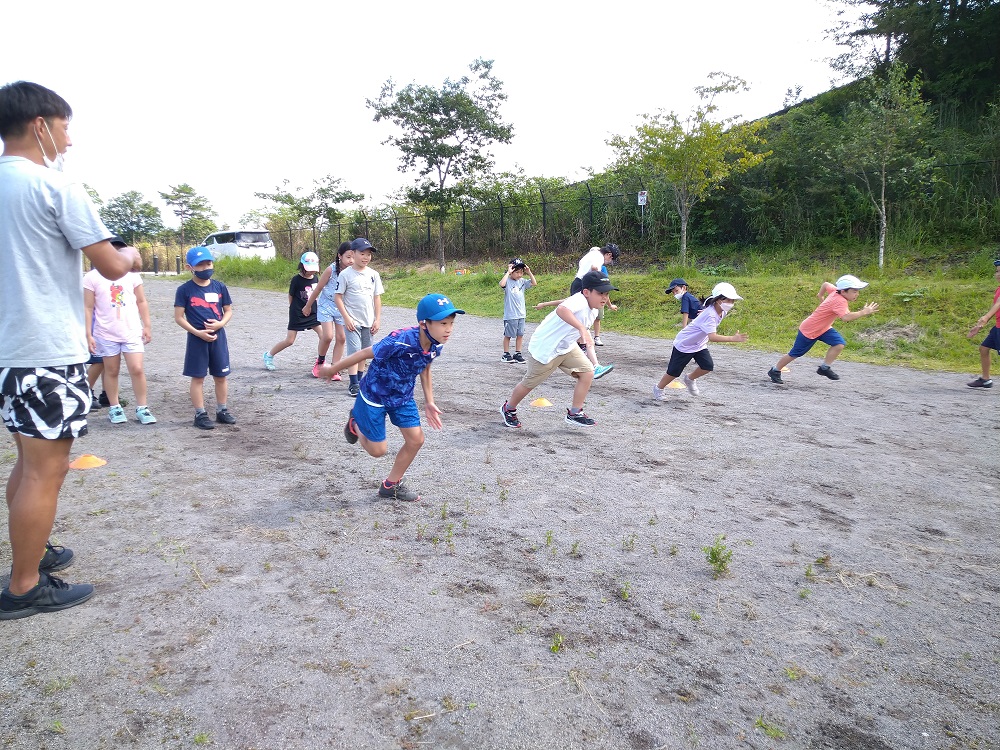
[666,347,714,377]
[351,394,421,443]
[980,325,1000,353]
[183,329,231,379]
[787,328,846,358]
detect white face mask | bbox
[673,291,684,300]
[719,301,735,312]
[34,120,65,171]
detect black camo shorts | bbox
[0,364,91,440]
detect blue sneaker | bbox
[593,364,614,380]
[263,352,276,371]
[107,405,126,424]
[135,406,157,425]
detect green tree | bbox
[254,174,364,228]
[158,183,216,245]
[99,191,165,245]
[369,58,514,270]
[610,73,770,264]
[838,61,935,267]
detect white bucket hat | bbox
[835,274,868,290]
[709,282,743,300]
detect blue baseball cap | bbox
[186,246,214,266]
[350,237,376,252]
[417,294,465,322]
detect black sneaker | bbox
[39,542,74,573]
[378,479,420,502]
[0,572,95,620]
[90,395,101,410]
[348,383,360,398]
[98,390,110,407]
[194,412,215,430]
[817,365,840,380]
[344,415,359,444]
[768,367,784,384]
[512,352,526,364]
[968,377,993,388]
[565,409,596,427]
[500,352,514,363]
[501,402,521,428]
[216,408,237,425]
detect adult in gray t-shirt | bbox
[0,81,140,619]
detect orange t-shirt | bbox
[799,291,849,339]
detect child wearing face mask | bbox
[666,278,704,328]
[174,246,236,430]
[652,282,748,399]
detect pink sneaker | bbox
[331,373,342,381]
[311,362,322,378]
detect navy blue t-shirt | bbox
[175,279,233,330]
[680,291,703,320]
[360,326,443,408]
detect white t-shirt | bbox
[575,248,606,279]
[335,266,384,328]
[528,292,599,364]
[673,305,726,353]
[84,270,144,343]
[0,156,110,367]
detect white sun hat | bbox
[835,274,869,290]
[709,282,743,300]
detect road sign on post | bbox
[638,190,648,206]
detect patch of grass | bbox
[550,633,565,654]
[702,534,733,579]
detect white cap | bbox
[300,251,320,271]
[835,274,868,290]
[709,282,742,300]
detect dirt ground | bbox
[1,277,997,750]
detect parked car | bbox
[201,229,276,261]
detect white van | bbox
[201,229,276,261]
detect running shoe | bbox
[378,479,420,502]
[135,406,157,425]
[344,415,359,444]
[331,372,343,382]
[652,385,665,401]
[107,405,126,424]
[263,352,276,371]
[968,377,993,388]
[501,402,521,428]
[216,408,237,425]
[817,365,840,380]
[194,412,215,430]
[593,364,614,380]
[98,391,110,407]
[39,542,74,573]
[348,383,360,397]
[767,367,784,384]
[682,374,700,395]
[512,352,526,363]
[594,336,604,346]
[0,573,95,620]
[311,361,322,378]
[565,409,596,427]
[500,352,514,363]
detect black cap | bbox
[666,278,687,293]
[350,237,376,252]
[994,259,1000,267]
[602,243,620,260]
[581,270,618,293]
[510,257,526,269]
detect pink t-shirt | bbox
[799,291,849,339]
[83,270,144,343]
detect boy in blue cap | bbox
[321,293,463,501]
[174,247,237,430]
[666,278,703,327]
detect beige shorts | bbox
[519,346,593,390]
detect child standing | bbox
[652,282,747,399]
[335,237,384,397]
[174,246,236,430]
[499,257,536,363]
[666,278,704,327]
[767,274,878,384]
[323,293,464,502]
[263,251,321,373]
[302,242,353,379]
[501,270,617,429]
[965,259,1000,388]
[83,236,155,424]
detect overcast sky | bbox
[2,0,857,231]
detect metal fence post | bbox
[153,254,159,276]
[175,255,181,274]
[496,195,505,244]
[540,189,548,250]
[462,204,466,256]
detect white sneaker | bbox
[682,374,700,396]
[593,336,604,346]
[652,386,665,400]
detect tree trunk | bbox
[437,218,446,273]
[879,166,887,268]
[679,211,689,266]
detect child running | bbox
[767,274,878,384]
[263,251,321,373]
[965,259,1000,388]
[499,257,536,363]
[501,270,617,429]
[653,282,747,399]
[302,242,353,379]
[83,236,156,424]
[322,293,464,502]
[335,238,384,398]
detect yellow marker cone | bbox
[531,397,553,407]
[69,454,107,470]
[667,380,686,389]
